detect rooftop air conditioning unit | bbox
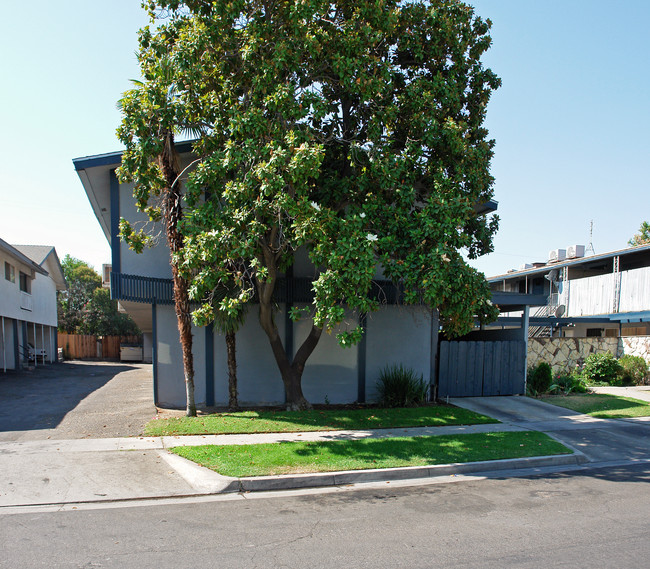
[566,245,585,259]
[548,249,566,263]
[519,263,533,270]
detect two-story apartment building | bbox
[488,244,650,338]
[0,238,66,371]
[74,145,518,407]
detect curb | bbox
[236,452,588,492]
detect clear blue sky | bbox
[1,1,648,277]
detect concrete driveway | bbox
[0,361,156,442]
[450,395,650,464]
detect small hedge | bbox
[618,354,648,386]
[582,352,623,385]
[527,362,553,395]
[376,364,429,407]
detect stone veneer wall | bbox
[619,336,650,363]
[528,336,650,373]
[528,337,618,373]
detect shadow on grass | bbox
[543,394,650,417]
[148,406,498,436]
[173,432,568,477]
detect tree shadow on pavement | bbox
[0,361,139,433]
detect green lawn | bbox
[171,431,571,477]
[542,393,650,418]
[144,406,498,436]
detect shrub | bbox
[527,362,553,395]
[376,365,429,407]
[618,355,648,386]
[549,372,587,395]
[581,352,622,385]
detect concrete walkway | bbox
[2,390,650,508]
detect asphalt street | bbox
[1,462,649,569]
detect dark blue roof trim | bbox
[72,141,196,171]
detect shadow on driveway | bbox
[0,361,155,440]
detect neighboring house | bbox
[0,238,66,371]
[74,145,522,408]
[488,244,650,338]
[487,244,650,372]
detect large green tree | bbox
[119,0,500,410]
[58,255,139,336]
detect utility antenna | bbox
[585,220,595,256]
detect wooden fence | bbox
[57,333,142,360]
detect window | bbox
[19,271,31,294]
[4,262,15,283]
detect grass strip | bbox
[542,393,650,418]
[171,431,569,477]
[145,406,497,436]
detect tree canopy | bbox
[57,255,140,336]
[118,0,501,409]
[629,221,650,247]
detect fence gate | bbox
[438,341,526,398]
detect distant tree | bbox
[58,255,102,333]
[57,255,140,336]
[80,288,141,337]
[628,221,650,247]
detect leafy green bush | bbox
[549,372,588,395]
[581,352,622,385]
[527,362,553,395]
[618,355,648,386]
[376,365,429,407]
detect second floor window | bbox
[4,262,15,283]
[19,272,31,294]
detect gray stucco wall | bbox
[365,306,432,402]
[155,305,206,408]
[119,184,173,279]
[153,301,438,408]
[213,306,286,406]
[295,306,358,405]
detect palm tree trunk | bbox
[159,130,196,417]
[226,330,238,410]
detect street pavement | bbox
[1,362,650,509]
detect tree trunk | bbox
[159,130,196,417]
[226,330,239,410]
[257,295,321,411]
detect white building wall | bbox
[619,267,650,312]
[0,317,16,371]
[0,252,57,327]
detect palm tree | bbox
[209,275,248,410]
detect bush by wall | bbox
[618,354,648,386]
[527,362,553,395]
[581,352,623,385]
[376,365,429,407]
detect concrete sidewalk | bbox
[2,395,650,508]
[0,417,583,508]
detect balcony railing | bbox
[110,272,409,306]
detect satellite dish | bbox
[554,305,566,318]
[545,269,559,282]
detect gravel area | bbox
[0,361,156,442]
